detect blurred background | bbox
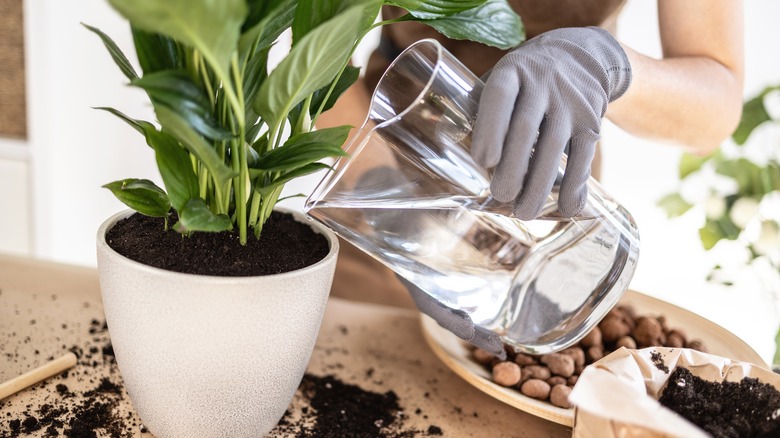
[1,1,779,362]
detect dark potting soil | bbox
[651,350,670,373]
[1,314,145,438]
[271,373,444,437]
[105,211,329,276]
[659,367,780,437]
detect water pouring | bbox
[306,39,639,355]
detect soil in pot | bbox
[658,366,780,437]
[106,211,329,276]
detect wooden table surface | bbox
[0,254,570,437]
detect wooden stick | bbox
[0,352,78,400]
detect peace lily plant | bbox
[87,0,524,245]
[89,2,523,436]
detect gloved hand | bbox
[472,27,631,220]
[397,276,507,360]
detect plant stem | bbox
[248,189,261,227]
[254,185,284,238]
[199,55,216,106]
[229,53,248,244]
[296,95,312,135]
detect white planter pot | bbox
[96,208,338,438]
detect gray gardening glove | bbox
[397,276,506,360]
[472,27,631,220]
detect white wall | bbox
[6,1,780,361]
[24,0,158,266]
[0,138,31,255]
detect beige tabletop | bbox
[0,254,570,437]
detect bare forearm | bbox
[607,0,743,155]
[607,46,743,154]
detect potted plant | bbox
[89,0,523,436]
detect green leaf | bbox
[313,65,361,115]
[246,120,266,147]
[147,130,200,212]
[242,46,270,114]
[251,126,350,172]
[131,27,184,74]
[95,109,199,211]
[716,158,765,196]
[243,0,286,32]
[94,107,157,140]
[82,23,139,80]
[254,2,380,127]
[678,151,712,180]
[699,216,741,250]
[253,163,332,195]
[174,198,232,233]
[107,0,246,87]
[292,0,347,45]
[699,220,724,250]
[717,216,741,240]
[657,193,693,218]
[252,144,347,172]
[154,105,237,186]
[765,161,780,192]
[413,0,524,49]
[288,65,360,124]
[239,0,298,56]
[292,0,379,45]
[733,86,780,145]
[103,179,171,217]
[251,134,270,156]
[773,327,780,367]
[132,70,233,141]
[387,0,485,19]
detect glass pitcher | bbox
[305,39,640,354]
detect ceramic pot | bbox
[96,208,338,438]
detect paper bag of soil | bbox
[569,347,780,438]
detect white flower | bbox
[753,220,780,258]
[729,197,760,228]
[764,89,780,121]
[759,191,780,221]
[705,196,726,219]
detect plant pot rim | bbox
[97,207,339,283]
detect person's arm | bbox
[607,0,744,154]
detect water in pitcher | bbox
[307,189,637,354]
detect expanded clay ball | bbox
[665,330,686,348]
[560,347,585,369]
[686,339,707,353]
[522,365,551,381]
[579,327,602,348]
[492,361,522,387]
[540,354,575,378]
[520,379,551,400]
[615,335,637,349]
[586,345,604,362]
[550,384,572,409]
[514,353,536,366]
[599,317,631,342]
[547,376,567,387]
[633,317,665,347]
[472,348,495,366]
